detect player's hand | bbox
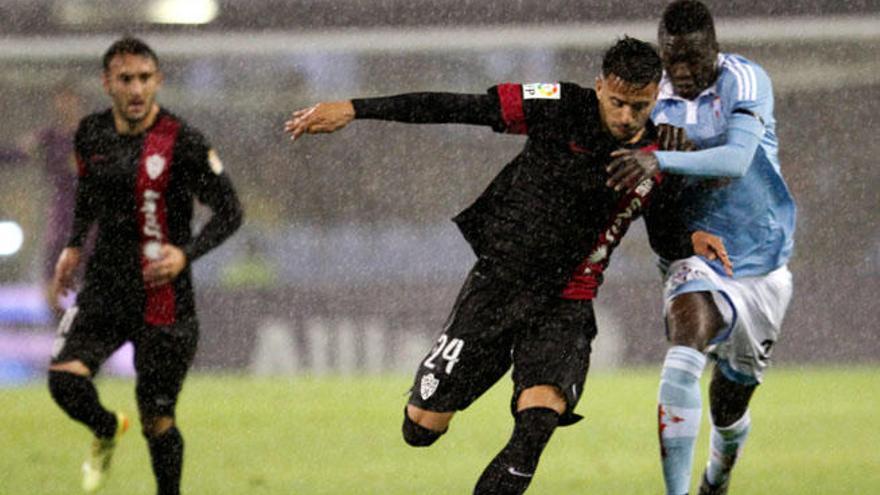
[657,124,696,151]
[48,247,81,314]
[692,230,733,276]
[606,149,659,193]
[284,101,355,141]
[142,244,187,288]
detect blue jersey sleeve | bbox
[654,114,762,177]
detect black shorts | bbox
[408,263,597,426]
[51,306,199,418]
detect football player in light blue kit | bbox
[607,1,796,494]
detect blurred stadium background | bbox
[1,2,879,494]
[0,0,877,379]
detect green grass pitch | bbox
[1,365,877,494]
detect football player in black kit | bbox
[286,37,729,494]
[47,37,242,494]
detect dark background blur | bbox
[0,0,877,376]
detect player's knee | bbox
[141,415,175,438]
[402,412,446,447]
[667,292,726,349]
[47,368,90,399]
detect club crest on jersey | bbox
[420,373,439,400]
[143,240,162,261]
[523,83,560,100]
[146,154,166,180]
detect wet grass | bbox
[1,364,877,494]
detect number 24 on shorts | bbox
[424,334,465,374]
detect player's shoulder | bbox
[156,108,198,137]
[545,82,597,116]
[76,109,112,134]
[558,81,595,102]
[74,109,113,148]
[527,82,596,128]
[158,108,210,148]
[717,53,772,102]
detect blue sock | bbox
[658,346,706,495]
[705,411,751,486]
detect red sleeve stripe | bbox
[497,83,527,135]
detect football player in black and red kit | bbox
[46,37,242,494]
[286,37,727,494]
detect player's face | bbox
[659,30,718,100]
[595,75,659,143]
[102,53,162,125]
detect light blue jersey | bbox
[652,53,796,277]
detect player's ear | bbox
[101,71,111,94]
[595,76,603,94]
[708,37,720,58]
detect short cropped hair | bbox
[102,36,159,71]
[601,36,663,87]
[661,0,716,39]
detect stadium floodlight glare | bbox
[0,221,23,256]
[148,0,218,25]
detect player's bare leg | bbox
[48,360,128,492]
[697,367,758,495]
[658,292,725,495]
[473,384,565,495]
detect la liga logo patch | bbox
[523,83,560,100]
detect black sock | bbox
[473,407,560,495]
[148,427,184,495]
[48,370,117,438]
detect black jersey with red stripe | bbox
[70,108,242,324]
[353,82,693,298]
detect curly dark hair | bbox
[660,0,716,39]
[601,36,662,88]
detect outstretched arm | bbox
[284,92,500,141]
[606,113,764,192]
[285,101,356,141]
[653,113,763,177]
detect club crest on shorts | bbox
[146,154,166,180]
[420,373,439,400]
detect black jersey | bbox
[353,82,692,297]
[70,108,243,324]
